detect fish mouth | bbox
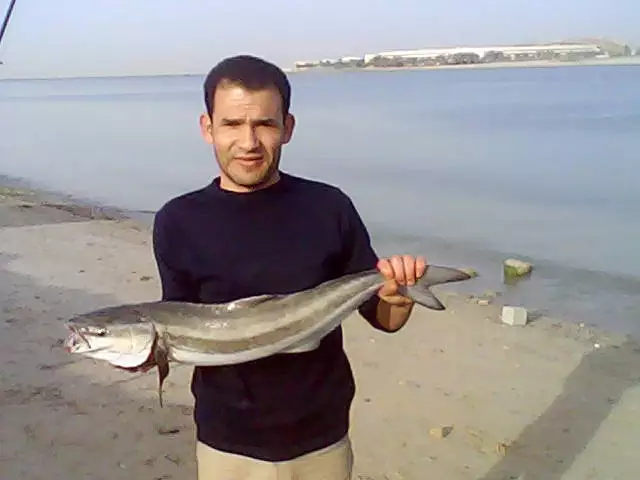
[64,326,86,352]
[64,325,106,353]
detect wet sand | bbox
[1,186,639,480]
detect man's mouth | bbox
[235,157,266,170]
[235,156,264,162]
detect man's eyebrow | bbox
[220,116,279,126]
[251,117,279,126]
[219,117,244,125]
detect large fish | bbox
[64,265,473,406]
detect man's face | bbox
[200,81,295,192]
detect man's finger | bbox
[416,256,427,278]
[377,258,394,279]
[378,279,398,298]
[390,255,406,284]
[402,255,416,285]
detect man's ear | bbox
[282,113,296,144]
[199,113,214,145]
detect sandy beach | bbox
[1,185,639,480]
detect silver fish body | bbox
[64,265,473,405]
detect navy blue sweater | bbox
[152,172,381,461]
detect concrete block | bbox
[501,306,528,326]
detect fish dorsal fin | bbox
[225,294,281,311]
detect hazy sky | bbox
[0,0,638,78]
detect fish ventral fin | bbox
[153,341,170,408]
[400,265,474,311]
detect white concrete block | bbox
[501,306,528,326]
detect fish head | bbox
[64,304,157,369]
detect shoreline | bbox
[2,56,639,81]
[4,178,631,339]
[1,176,638,340]
[1,177,638,346]
[1,180,639,479]
[0,174,155,224]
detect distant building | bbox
[292,39,634,71]
[294,60,321,69]
[364,43,603,63]
[294,55,364,69]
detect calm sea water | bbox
[1,66,639,334]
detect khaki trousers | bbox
[196,436,354,480]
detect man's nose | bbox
[237,125,260,149]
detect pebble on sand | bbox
[429,425,453,439]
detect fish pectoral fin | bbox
[153,342,170,408]
[226,294,282,311]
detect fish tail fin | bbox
[403,283,447,310]
[402,265,473,311]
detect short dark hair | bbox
[203,55,291,117]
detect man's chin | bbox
[230,170,279,190]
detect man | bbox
[152,54,426,480]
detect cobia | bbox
[64,265,473,406]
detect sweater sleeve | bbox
[338,193,379,275]
[337,192,391,332]
[152,205,198,302]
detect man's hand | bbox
[376,255,427,307]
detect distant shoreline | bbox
[287,56,640,74]
[2,56,639,82]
